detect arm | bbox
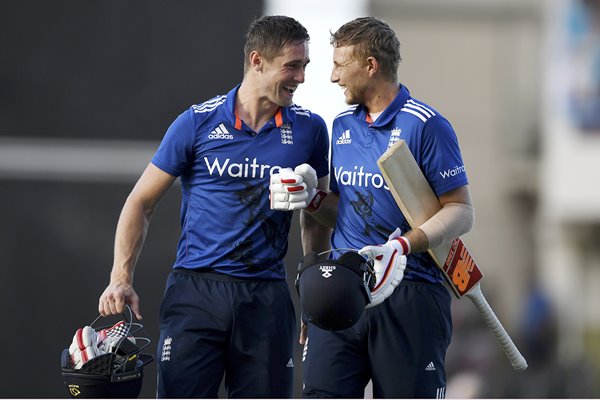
[357,185,472,307]
[304,189,339,230]
[402,184,473,254]
[296,175,335,344]
[98,163,177,319]
[299,176,333,254]
[270,164,339,230]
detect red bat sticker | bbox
[442,239,483,297]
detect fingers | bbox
[270,190,310,210]
[98,285,141,319]
[293,164,313,176]
[99,294,121,316]
[271,165,317,189]
[388,227,403,240]
[396,254,408,268]
[269,166,319,212]
[80,326,98,348]
[113,295,126,315]
[270,182,309,197]
[270,168,303,185]
[98,292,112,317]
[271,201,310,211]
[299,321,308,345]
[294,164,317,189]
[69,326,101,368]
[129,296,143,320]
[270,172,310,210]
[358,245,381,258]
[270,187,310,203]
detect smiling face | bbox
[259,41,310,107]
[330,45,369,105]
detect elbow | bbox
[462,203,475,235]
[125,193,158,220]
[419,202,475,248]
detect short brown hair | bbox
[244,15,310,72]
[330,17,401,82]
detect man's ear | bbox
[249,50,263,71]
[366,56,379,77]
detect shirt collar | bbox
[225,84,291,132]
[355,84,410,127]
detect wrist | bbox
[110,268,133,286]
[306,189,328,213]
[390,236,411,255]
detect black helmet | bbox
[296,251,375,331]
[60,306,154,398]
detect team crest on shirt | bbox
[280,123,293,145]
[387,127,401,148]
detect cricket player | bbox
[98,15,330,398]
[270,17,475,398]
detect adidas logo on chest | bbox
[209,123,233,140]
[336,130,352,145]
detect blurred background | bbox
[1,0,600,397]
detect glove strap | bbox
[306,190,328,212]
[392,236,411,255]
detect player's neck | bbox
[237,81,279,132]
[364,81,399,115]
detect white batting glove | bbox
[295,164,329,212]
[359,228,409,307]
[270,168,310,210]
[270,164,323,211]
[68,321,132,369]
[294,164,318,192]
[69,326,101,369]
[96,320,131,353]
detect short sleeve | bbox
[420,115,469,196]
[151,108,196,177]
[308,113,330,180]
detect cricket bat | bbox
[378,140,527,371]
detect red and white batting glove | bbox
[293,164,328,212]
[359,228,409,307]
[97,320,132,353]
[69,326,101,369]
[269,164,327,212]
[68,321,132,369]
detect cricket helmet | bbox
[60,307,154,398]
[296,251,375,331]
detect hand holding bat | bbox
[378,140,527,371]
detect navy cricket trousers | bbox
[156,269,296,398]
[302,280,452,398]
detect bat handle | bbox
[465,284,528,371]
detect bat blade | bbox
[377,140,527,371]
[377,140,481,297]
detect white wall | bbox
[265,0,367,132]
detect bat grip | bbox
[466,284,528,371]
